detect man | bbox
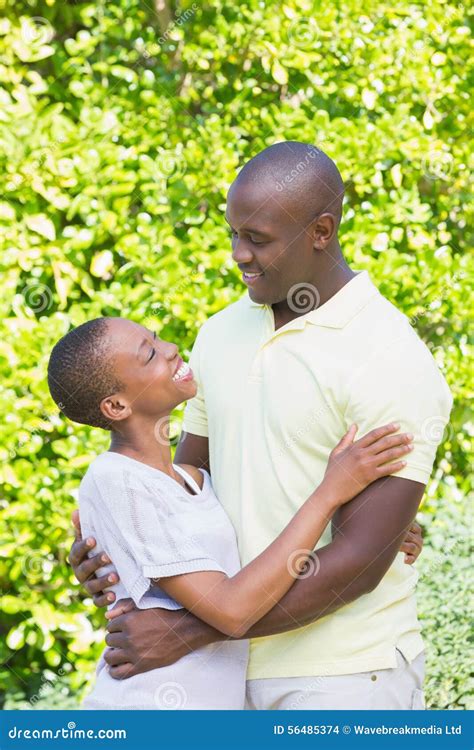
[70,142,452,709]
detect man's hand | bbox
[400,521,423,564]
[69,511,119,606]
[100,523,424,681]
[68,506,423,680]
[104,599,223,679]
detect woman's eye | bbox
[147,348,155,363]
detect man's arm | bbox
[243,475,424,635]
[174,432,210,473]
[103,475,424,678]
[174,435,423,633]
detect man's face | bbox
[226,179,317,306]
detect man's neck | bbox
[272,258,356,331]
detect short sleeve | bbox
[182,329,209,438]
[343,334,453,486]
[85,467,224,609]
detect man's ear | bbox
[100,393,132,423]
[311,213,336,251]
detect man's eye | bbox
[251,238,266,246]
[147,348,155,363]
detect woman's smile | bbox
[172,358,194,383]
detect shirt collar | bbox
[245,271,380,330]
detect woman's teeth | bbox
[172,362,191,382]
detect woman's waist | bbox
[88,640,249,707]
[95,638,249,682]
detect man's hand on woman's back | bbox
[68,509,424,677]
[69,510,119,607]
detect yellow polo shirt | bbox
[183,271,453,678]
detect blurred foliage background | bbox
[0,0,472,710]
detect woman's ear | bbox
[100,393,132,423]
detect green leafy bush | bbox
[0,0,471,709]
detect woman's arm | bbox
[157,423,413,637]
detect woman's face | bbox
[101,318,197,425]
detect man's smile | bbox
[241,269,265,285]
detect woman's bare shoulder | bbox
[176,463,204,490]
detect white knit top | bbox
[79,451,249,710]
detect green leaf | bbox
[25,214,56,241]
[271,60,288,85]
[90,251,114,278]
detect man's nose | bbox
[231,238,254,265]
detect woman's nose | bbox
[158,340,178,360]
[168,343,179,360]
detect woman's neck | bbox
[108,416,175,477]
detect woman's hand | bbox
[322,423,414,506]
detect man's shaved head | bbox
[226,141,350,308]
[235,141,345,227]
